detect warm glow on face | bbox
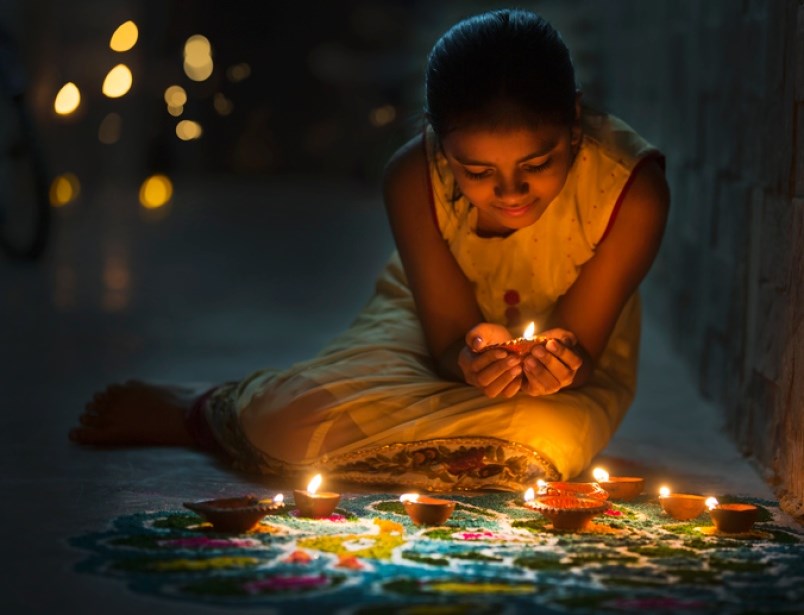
[592,467,609,482]
[399,493,419,503]
[54,82,80,115]
[184,34,213,82]
[307,474,323,495]
[102,64,133,98]
[705,497,719,510]
[274,493,284,504]
[109,20,138,52]
[138,174,173,209]
[49,173,80,207]
[523,487,534,502]
[176,120,202,141]
[659,486,670,498]
[523,322,535,340]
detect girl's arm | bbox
[383,135,522,397]
[523,157,670,394]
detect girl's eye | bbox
[462,168,492,180]
[524,160,551,173]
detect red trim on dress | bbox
[599,152,665,244]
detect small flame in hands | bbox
[274,493,284,505]
[536,479,547,490]
[705,497,719,510]
[399,493,419,503]
[307,474,322,495]
[523,322,536,340]
[592,467,609,482]
[659,486,670,498]
[524,487,535,503]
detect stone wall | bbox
[555,0,802,519]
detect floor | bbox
[0,174,786,614]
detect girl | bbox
[70,9,669,491]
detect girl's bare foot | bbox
[69,381,199,446]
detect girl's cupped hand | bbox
[458,323,522,398]
[521,328,583,396]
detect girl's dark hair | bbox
[425,9,577,137]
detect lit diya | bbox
[706,497,759,533]
[183,493,285,533]
[658,486,707,520]
[400,493,455,526]
[523,487,607,531]
[481,322,549,356]
[293,474,341,518]
[592,467,644,501]
[536,478,609,501]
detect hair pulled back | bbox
[425,9,577,137]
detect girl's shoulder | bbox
[580,107,664,171]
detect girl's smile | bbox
[441,122,578,236]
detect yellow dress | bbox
[199,109,662,492]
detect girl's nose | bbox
[494,178,529,200]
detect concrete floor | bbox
[0,174,784,614]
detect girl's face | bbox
[441,121,579,236]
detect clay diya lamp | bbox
[399,493,456,526]
[523,490,608,531]
[480,322,548,356]
[183,493,285,533]
[536,478,609,501]
[658,486,707,521]
[293,474,341,518]
[592,467,644,501]
[706,497,759,533]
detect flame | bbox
[536,479,547,490]
[659,486,670,498]
[274,493,284,505]
[399,493,419,503]
[524,487,534,503]
[592,467,609,482]
[523,322,535,340]
[705,497,719,510]
[307,474,322,495]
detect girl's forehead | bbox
[442,124,566,161]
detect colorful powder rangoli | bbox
[70,493,804,613]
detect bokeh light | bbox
[139,174,173,209]
[226,63,251,82]
[183,34,213,82]
[176,120,203,141]
[109,20,138,52]
[54,82,81,115]
[102,64,133,98]
[98,112,122,144]
[167,105,184,117]
[164,85,187,107]
[369,104,396,127]
[49,173,81,207]
[213,92,233,116]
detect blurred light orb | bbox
[110,20,138,52]
[102,64,133,98]
[139,174,173,209]
[176,120,202,141]
[98,112,122,144]
[167,104,184,117]
[213,92,233,116]
[164,85,187,107]
[49,173,80,207]
[369,104,396,127]
[54,82,81,115]
[183,34,213,82]
[226,63,251,82]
